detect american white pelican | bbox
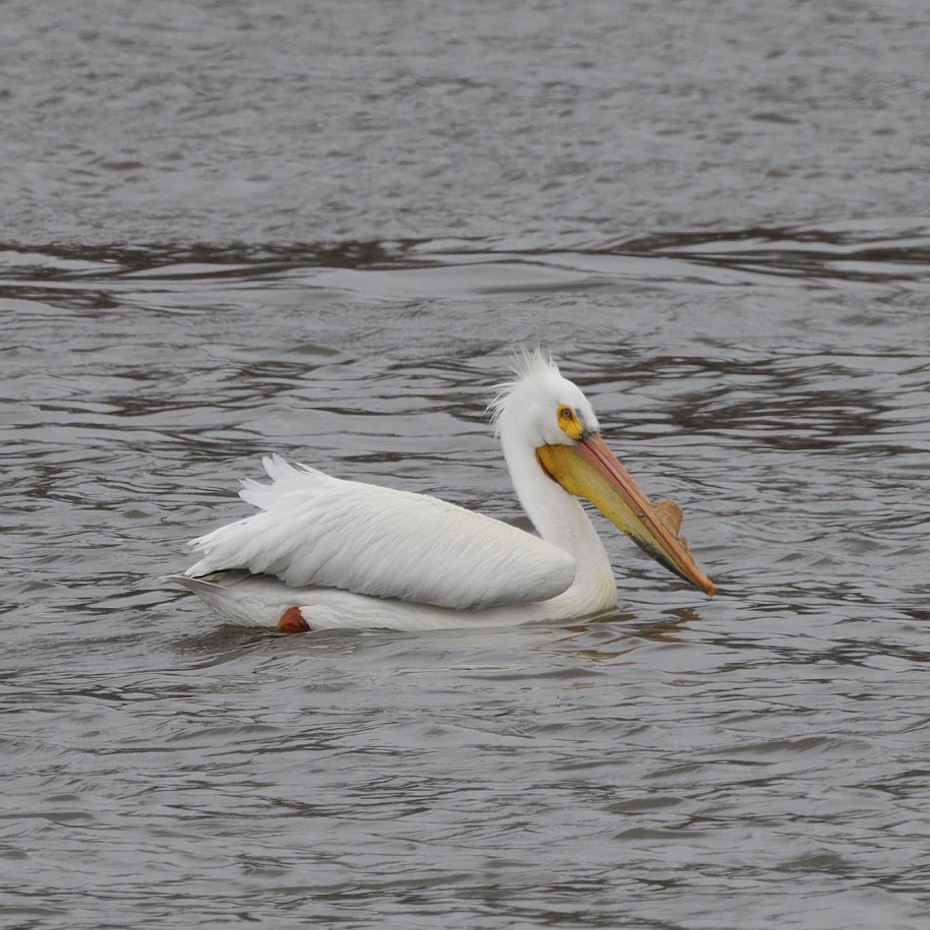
[173,351,714,632]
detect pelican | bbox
[173,351,714,632]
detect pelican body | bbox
[174,352,714,632]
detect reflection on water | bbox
[6,223,930,307]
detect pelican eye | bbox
[556,404,584,440]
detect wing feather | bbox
[187,455,575,609]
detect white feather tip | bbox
[487,346,560,436]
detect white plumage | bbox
[173,350,714,631]
[187,455,575,609]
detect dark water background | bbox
[3,1,930,927]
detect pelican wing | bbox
[187,455,575,610]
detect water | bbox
[3,1,930,927]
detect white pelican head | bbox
[490,349,715,596]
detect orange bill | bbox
[536,435,715,595]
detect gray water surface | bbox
[3,1,930,928]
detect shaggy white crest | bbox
[488,347,561,436]
[488,346,599,444]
